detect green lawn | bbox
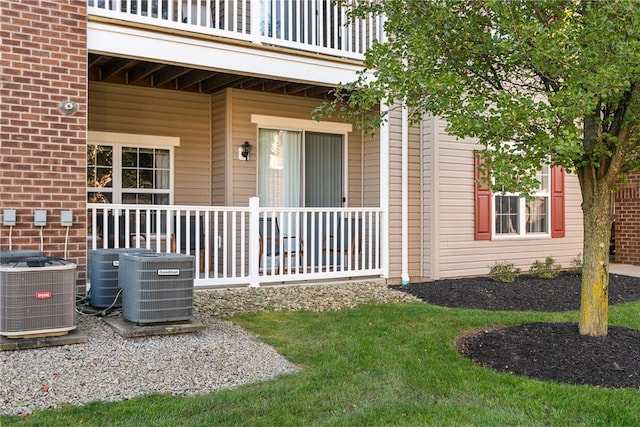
[4,300,640,426]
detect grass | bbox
[3,300,640,426]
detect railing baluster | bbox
[213,210,219,278]
[87,203,383,287]
[214,0,220,29]
[88,0,378,58]
[222,210,229,277]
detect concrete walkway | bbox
[610,263,640,278]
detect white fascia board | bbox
[88,22,365,87]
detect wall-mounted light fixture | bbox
[241,140,252,161]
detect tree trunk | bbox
[578,181,612,337]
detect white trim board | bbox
[88,131,180,148]
[251,115,353,134]
[88,21,364,87]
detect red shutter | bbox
[474,153,491,240]
[551,166,565,238]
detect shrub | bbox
[570,253,583,275]
[529,256,562,279]
[489,261,521,283]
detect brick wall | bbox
[615,172,640,266]
[0,1,88,285]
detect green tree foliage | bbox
[316,0,640,336]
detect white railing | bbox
[87,197,383,287]
[87,0,383,60]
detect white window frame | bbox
[87,131,179,205]
[491,164,551,239]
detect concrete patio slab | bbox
[103,317,205,338]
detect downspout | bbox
[401,102,410,285]
[380,101,390,279]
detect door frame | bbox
[251,114,353,207]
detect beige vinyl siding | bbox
[432,119,583,279]
[362,131,380,207]
[420,115,437,280]
[89,82,211,206]
[408,120,423,281]
[387,110,403,281]
[346,131,363,207]
[211,90,227,205]
[226,88,366,207]
[386,107,423,283]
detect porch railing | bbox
[87,0,383,60]
[87,197,383,288]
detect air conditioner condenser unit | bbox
[0,257,76,338]
[119,253,195,324]
[88,248,152,309]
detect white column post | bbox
[401,102,410,285]
[380,100,390,279]
[248,196,260,287]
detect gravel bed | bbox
[1,282,417,416]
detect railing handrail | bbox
[87,0,382,60]
[88,203,382,212]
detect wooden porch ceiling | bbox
[88,54,336,99]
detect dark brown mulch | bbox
[390,273,640,388]
[389,272,640,312]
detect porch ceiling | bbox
[88,54,336,99]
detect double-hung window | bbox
[493,165,550,237]
[87,132,178,205]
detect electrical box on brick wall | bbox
[3,210,16,226]
[34,210,47,226]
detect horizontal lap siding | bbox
[433,121,583,279]
[227,88,366,208]
[362,131,380,207]
[211,91,227,205]
[387,108,423,283]
[89,82,211,205]
[421,116,436,280]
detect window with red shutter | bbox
[473,154,565,240]
[474,153,492,240]
[551,166,565,238]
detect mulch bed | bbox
[390,273,640,388]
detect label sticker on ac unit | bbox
[35,291,52,299]
[112,260,119,267]
[157,269,180,276]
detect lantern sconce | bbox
[240,140,252,161]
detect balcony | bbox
[88,0,383,60]
[88,198,383,288]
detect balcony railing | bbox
[88,197,383,288]
[88,0,383,60]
